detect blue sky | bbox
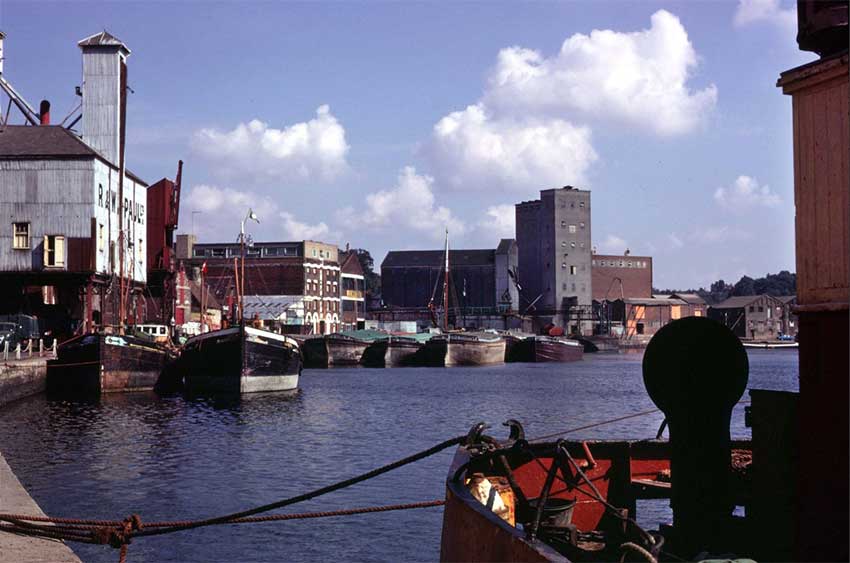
[0,1,813,289]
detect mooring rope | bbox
[0,435,464,562]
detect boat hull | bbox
[532,338,584,362]
[326,335,369,366]
[424,334,506,367]
[386,338,425,367]
[181,327,301,393]
[47,334,172,395]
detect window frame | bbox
[12,222,30,250]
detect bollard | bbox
[15,343,20,360]
[27,340,32,357]
[39,338,43,357]
[52,339,57,357]
[3,340,7,361]
[643,316,748,557]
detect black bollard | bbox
[643,316,748,556]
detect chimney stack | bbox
[78,31,130,165]
[39,100,50,125]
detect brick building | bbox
[591,253,653,301]
[339,249,366,331]
[516,186,592,334]
[178,235,341,334]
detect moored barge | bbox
[361,334,430,367]
[181,326,301,393]
[47,333,173,395]
[423,332,506,367]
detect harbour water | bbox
[0,350,798,562]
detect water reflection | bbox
[0,350,798,563]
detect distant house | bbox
[708,294,792,340]
[668,293,708,318]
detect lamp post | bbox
[239,209,260,325]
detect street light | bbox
[239,209,260,325]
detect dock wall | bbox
[0,359,48,408]
[0,452,81,562]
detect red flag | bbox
[201,262,208,275]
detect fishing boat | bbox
[180,325,301,394]
[361,333,431,367]
[440,316,757,562]
[47,333,174,395]
[422,332,506,367]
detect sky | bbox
[0,0,814,289]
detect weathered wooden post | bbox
[15,343,20,360]
[39,338,43,357]
[3,340,7,361]
[643,316,748,557]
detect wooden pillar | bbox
[779,52,849,563]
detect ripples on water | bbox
[0,350,798,562]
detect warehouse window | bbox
[13,222,29,249]
[579,202,585,208]
[568,225,576,233]
[570,265,577,275]
[580,222,585,229]
[561,263,567,269]
[43,235,65,268]
[98,224,106,251]
[561,241,566,248]
[570,241,576,248]
[560,220,566,228]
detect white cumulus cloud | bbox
[192,105,350,183]
[279,211,330,241]
[185,184,332,242]
[714,175,781,210]
[733,0,796,33]
[424,104,597,193]
[337,166,465,242]
[475,204,516,240]
[483,10,717,136]
[597,234,629,254]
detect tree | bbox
[353,248,381,297]
[732,276,756,296]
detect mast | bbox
[117,59,128,334]
[443,228,449,332]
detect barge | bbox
[180,326,301,393]
[47,333,173,395]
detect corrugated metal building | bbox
[0,31,150,335]
[380,239,519,317]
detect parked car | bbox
[0,322,21,351]
[777,332,795,341]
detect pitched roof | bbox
[623,297,686,306]
[711,295,779,309]
[382,249,495,269]
[78,30,130,54]
[0,126,147,185]
[339,250,365,276]
[0,126,98,158]
[777,295,797,304]
[669,293,706,305]
[496,239,517,254]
